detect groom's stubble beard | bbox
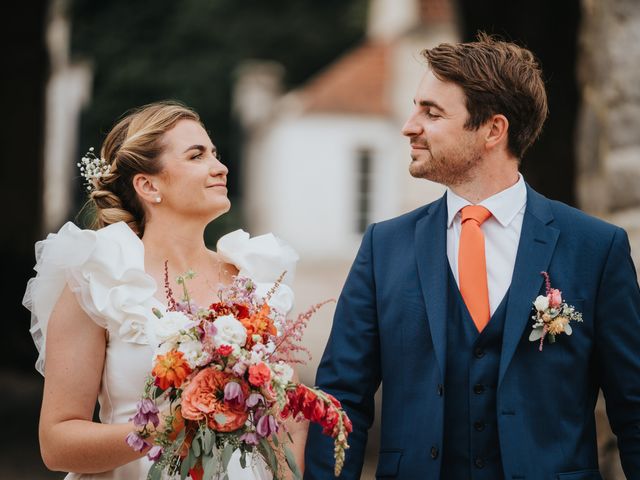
[408,138,483,188]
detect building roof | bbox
[300,42,391,116]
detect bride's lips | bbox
[206,183,227,188]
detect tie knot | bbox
[461,205,492,225]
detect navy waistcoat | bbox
[441,267,508,480]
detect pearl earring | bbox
[155,197,162,204]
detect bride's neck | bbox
[141,217,210,272]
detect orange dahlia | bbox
[152,350,192,390]
[241,304,277,347]
[180,367,249,432]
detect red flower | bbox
[326,393,342,408]
[321,406,340,436]
[233,303,250,319]
[248,363,271,387]
[217,345,233,356]
[343,412,353,433]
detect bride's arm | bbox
[286,415,308,476]
[39,286,145,473]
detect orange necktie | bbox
[458,205,492,332]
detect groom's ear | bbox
[132,173,161,205]
[484,114,509,151]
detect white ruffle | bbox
[217,230,299,315]
[24,224,299,376]
[23,222,160,375]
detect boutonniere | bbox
[529,271,583,351]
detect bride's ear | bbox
[132,173,162,206]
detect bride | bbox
[24,101,306,479]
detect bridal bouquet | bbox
[126,266,351,479]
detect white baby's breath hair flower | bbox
[77,147,110,191]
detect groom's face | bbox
[402,69,485,187]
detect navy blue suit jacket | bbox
[304,186,640,479]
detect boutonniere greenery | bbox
[529,271,583,351]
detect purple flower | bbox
[256,414,278,437]
[130,398,160,428]
[232,360,248,377]
[240,432,260,445]
[125,432,150,452]
[147,445,163,461]
[224,382,245,408]
[246,393,265,409]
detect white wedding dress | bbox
[23,221,299,480]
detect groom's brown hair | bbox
[421,32,548,159]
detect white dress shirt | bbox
[446,174,527,315]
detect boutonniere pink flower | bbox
[529,272,583,351]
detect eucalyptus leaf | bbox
[203,429,214,454]
[284,445,302,480]
[549,333,556,343]
[272,434,279,448]
[203,453,218,480]
[221,444,234,472]
[565,323,573,335]
[529,328,544,341]
[259,439,278,476]
[180,455,191,480]
[240,450,247,469]
[193,435,202,457]
[147,462,163,480]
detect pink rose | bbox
[548,289,562,308]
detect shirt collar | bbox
[446,173,527,228]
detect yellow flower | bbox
[548,316,569,335]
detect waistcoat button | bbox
[473,421,485,432]
[474,457,485,469]
[473,384,485,394]
[430,446,439,459]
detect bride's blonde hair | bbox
[87,101,201,236]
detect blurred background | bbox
[2,0,638,478]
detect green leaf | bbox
[221,444,234,472]
[259,439,278,476]
[189,446,199,469]
[192,435,201,457]
[147,461,163,480]
[240,449,247,469]
[180,455,191,480]
[202,453,218,480]
[529,328,544,341]
[203,429,215,454]
[272,433,279,448]
[152,307,163,318]
[284,445,302,480]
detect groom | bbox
[304,34,640,479]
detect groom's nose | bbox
[401,112,422,137]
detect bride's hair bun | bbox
[88,101,201,236]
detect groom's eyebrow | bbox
[414,99,447,113]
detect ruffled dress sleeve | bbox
[216,229,299,315]
[23,221,160,375]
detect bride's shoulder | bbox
[215,229,299,285]
[36,221,144,270]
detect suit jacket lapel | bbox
[498,185,560,387]
[415,194,449,380]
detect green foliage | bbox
[69,0,367,240]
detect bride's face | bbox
[154,119,230,222]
